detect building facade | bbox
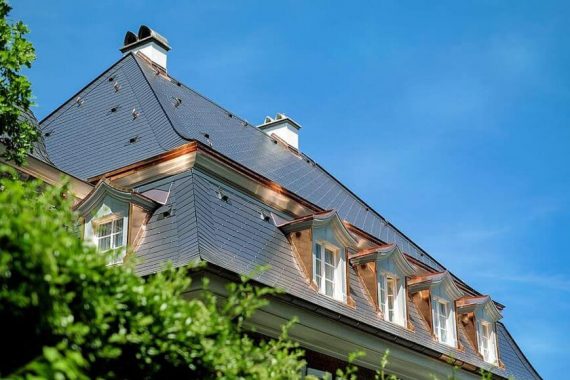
[5,26,541,379]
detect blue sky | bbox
[13,1,569,378]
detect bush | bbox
[0,167,306,379]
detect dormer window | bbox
[456,295,502,365]
[409,271,463,347]
[351,244,416,328]
[276,210,359,305]
[74,180,159,266]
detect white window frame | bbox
[94,216,127,265]
[432,297,457,347]
[378,271,407,327]
[478,320,498,364]
[313,242,346,302]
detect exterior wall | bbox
[412,290,433,331]
[356,263,378,310]
[460,312,478,351]
[289,229,313,284]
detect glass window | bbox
[386,277,396,322]
[96,218,125,265]
[97,218,124,251]
[315,244,322,288]
[314,243,340,300]
[479,321,497,364]
[434,300,449,344]
[379,273,405,326]
[379,274,386,315]
[324,247,335,297]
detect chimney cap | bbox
[259,113,301,130]
[120,25,171,53]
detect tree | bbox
[0,167,307,379]
[0,0,37,165]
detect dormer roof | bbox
[408,271,464,300]
[349,243,417,277]
[276,210,359,249]
[74,179,158,217]
[456,295,503,321]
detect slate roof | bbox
[134,168,540,380]
[40,52,443,271]
[40,52,541,379]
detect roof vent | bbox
[258,113,302,150]
[120,25,171,71]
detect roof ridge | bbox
[40,54,132,128]
[132,53,191,143]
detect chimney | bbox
[258,113,301,150]
[120,25,171,70]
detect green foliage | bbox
[375,350,397,380]
[0,166,307,379]
[335,351,365,380]
[0,0,38,165]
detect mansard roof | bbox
[39,51,541,380]
[39,52,446,273]
[132,169,539,380]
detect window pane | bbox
[98,221,112,237]
[324,249,334,265]
[315,261,322,286]
[434,301,448,343]
[325,263,334,280]
[379,276,386,314]
[114,218,123,233]
[325,279,334,297]
[98,236,111,251]
[387,278,395,322]
[114,231,123,248]
[315,244,322,260]
[315,244,322,290]
[481,323,491,361]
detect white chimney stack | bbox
[120,25,170,71]
[258,113,302,150]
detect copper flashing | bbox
[276,209,359,249]
[408,271,464,300]
[456,295,503,321]
[74,178,158,217]
[87,139,497,304]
